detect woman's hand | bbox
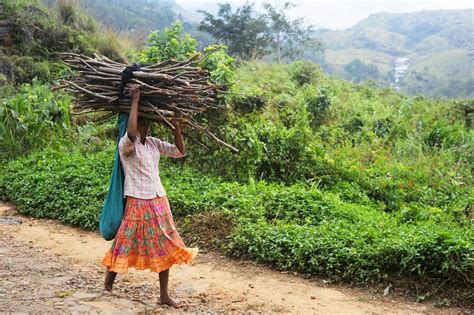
[127,84,141,142]
[171,111,186,156]
[130,84,140,101]
[171,111,183,128]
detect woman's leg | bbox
[104,269,117,291]
[159,269,180,308]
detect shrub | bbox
[0,146,471,294]
[138,21,197,63]
[138,22,235,85]
[228,218,473,284]
[0,148,113,229]
[290,60,321,86]
[0,80,71,159]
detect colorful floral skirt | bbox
[101,195,198,273]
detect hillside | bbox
[0,0,130,84]
[317,9,474,98]
[42,0,210,46]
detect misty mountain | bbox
[40,2,474,98]
[43,0,200,33]
[317,9,474,97]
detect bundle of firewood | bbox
[58,50,237,152]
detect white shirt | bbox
[118,132,185,199]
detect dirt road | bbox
[0,202,461,314]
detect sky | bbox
[175,0,474,29]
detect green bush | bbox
[290,60,322,86]
[138,21,197,64]
[259,183,382,225]
[182,61,472,217]
[228,218,473,283]
[0,146,472,292]
[0,80,71,159]
[0,148,113,229]
[137,22,235,85]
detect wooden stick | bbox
[60,53,237,152]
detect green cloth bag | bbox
[99,112,128,241]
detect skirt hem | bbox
[101,247,199,274]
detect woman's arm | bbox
[171,112,186,156]
[127,85,140,142]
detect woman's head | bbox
[137,116,151,138]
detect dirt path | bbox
[0,202,462,314]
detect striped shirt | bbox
[119,132,185,199]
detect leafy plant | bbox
[0,79,71,158]
[138,21,197,64]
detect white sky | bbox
[176,0,474,29]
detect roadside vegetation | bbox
[1,0,472,307]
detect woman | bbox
[101,84,198,308]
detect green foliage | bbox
[138,21,197,64]
[198,3,270,60]
[344,59,380,83]
[425,119,471,150]
[199,45,235,85]
[182,61,473,215]
[228,218,473,283]
[137,23,235,85]
[1,0,129,84]
[0,148,113,229]
[1,149,471,289]
[198,2,320,62]
[290,60,322,86]
[298,85,331,128]
[0,80,71,158]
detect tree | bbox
[344,59,380,83]
[198,3,269,60]
[262,1,319,63]
[198,1,320,63]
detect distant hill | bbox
[42,0,211,45]
[78,0,201,31]
[317,9,474,98]
[85,0,213,47]
[37,3,473,98]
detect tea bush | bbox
[0,148,113,229]
[0,80,71,159]
[1,146,471,288]
[228,218,473,283]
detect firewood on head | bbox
[58,51,238,152]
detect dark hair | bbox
[137,116,150,126]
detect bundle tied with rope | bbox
[58,48,238,152]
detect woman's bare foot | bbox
[160,295,181,308]
[104,270,117,292]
